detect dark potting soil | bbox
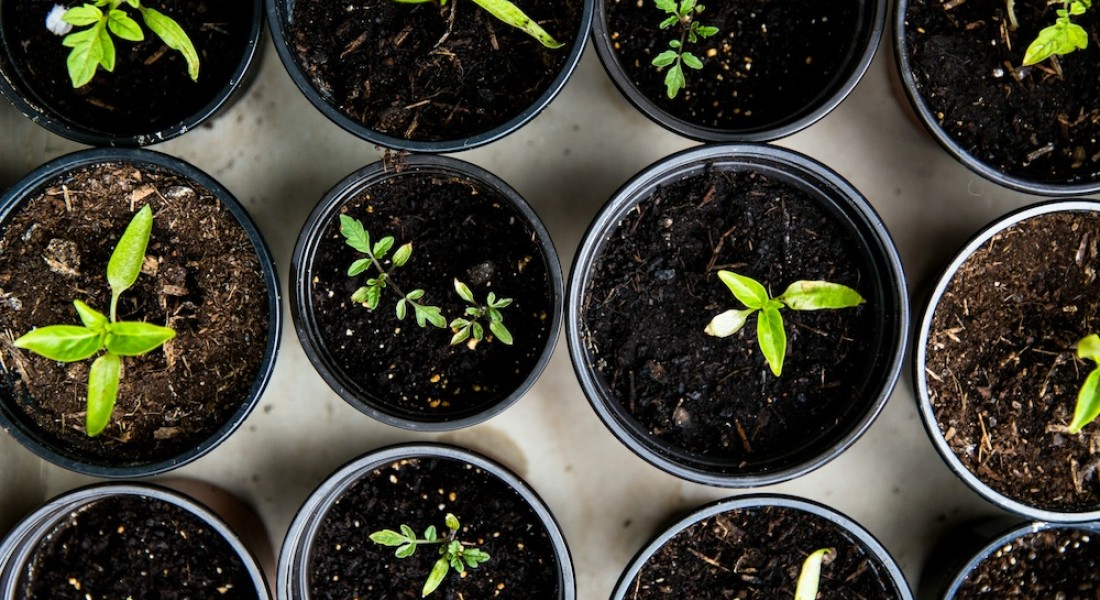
[626,505,899,598]
[904,0,1100,185]
[307,167,554,421]
[1,0,253,140]
[954,527,1100,598]
[18,494,258,599]
[308,456,560,599]
[604,0,862,131]
[288,0,582,142]
[581,166,877,468]
[926,211,1100,513]
[0,162,269,465]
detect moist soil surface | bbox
[954,527,1100,597]
[926,211,1100,513]
[18,494,258,599]
[288,0,582,142]
[626,505,900,598]
[604,0,862,132]
[0,162,269,466]
[581,166,877,470]
[307,166,554,422]
[308,456,560,599]
[904,0,1100,186]
[2,0,254,140]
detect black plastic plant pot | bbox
[290,154,562,430]
[612,494,913,599]
[277,443,576,599]
[914,200,1100,522]
[918,519,1100,599]
[0,148,282,478]
[567,143,908,487]
[266,0,592,153]
[0,482,271,598]
[592,0,885,142]
[894,0,1100,196]
[0,0,263,147]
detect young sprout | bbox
[1022,0,1092,67]
[52,0,200,88]
[392,0,563,49]
[1069,334,1100,433]
[339,215,446,329]
[12,205,176,437]
[651,0,719,99]
[794,548,833,600]
[449,279,513,348]
[703,270,865,377]
[370,513,491,597]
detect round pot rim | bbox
[0,0,264,147]
[611,493,914,599]
[265,0,594,153]
[892,0,1100,197]
[566,142,909,487]
[289,154,563,431]
[0,147,282,478]
[591,0,886,142]
[276,442,576,600]
[914,198,1100,523]
[0,481,271,598]
[940,520,1100,597]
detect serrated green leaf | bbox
[450,318,471,329]
[366,285,382,310]
[679,0,695,16]
[63,4,104,26]
[396,298,407,320]
[107,8,143,41]
[107,205,153,318]
[779,281,865,311]
[656,47,677,62]
[463,548,490,568]
[757,307,787,376]
[489,320,513,345]
[486,307,502,323]
[655,0,677,12]
[369,529,409,546]
[467,0,563,48]
[95,20,116,71]
[392,243,413,267]
[85,351,120,437]
[450,554,465,572]
[423,556,450,597]
[104,321,175,356]
[373,236,395,258]
[348,258,372,276]
[466,306,482,317]
[396,543,417,559]
[63,26,105,87]
[664,62,686,98]
[73,300,108,331]
[717,270,770,309]
[139,6,199,81]
[454,279,475,303]
[400,524,416,539]
[406,289,425,301]
[704,308,756,338]
[415,305,446,329]
[795,548,832,600]
[696,25,719,37]
[13,325,102,362]
[682,52,703,70]
[339,215,371,254]
[659,14,679,28]
[490,296,512,308]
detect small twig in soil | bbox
[688,548,730,572]
[734,418,752,453]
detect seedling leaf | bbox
[423,556,450,597]
[468,0,564,48]
[86,351,121,437]
[489,320,513,345]
[1070,334,1100,433]
[393,243,413,267]
[778,281,866,311]
[105,321,176,356]
[717,270,769,309]
[370,530,410,546]
[454,279,475,303]
[757,307,786,376]
[339,215,372,254]
[13,325,101,362]
[107,205,153,319]
[795,548,832,600]
[107,9,143,41]
[73,300,109,330]
[139,6,199,80]
[704,308,755,338]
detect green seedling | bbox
[55,0,200,88]
[392,0,563,49]
[651,0,719,99]
[1069,334,1100,433]
[703,270,865,377]
[370,513,491,597]
[794,548,833,600]
[340,215,446,329]
[1019,0,1092,67]
[13,205,175,437]
[449,279,513,348]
